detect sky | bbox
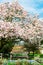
[0,0,43,19]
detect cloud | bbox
[24,7,38,14]
[38,8,43,13]
[0,0,43,18]
[37,0,43,2]
[19,0,43,18]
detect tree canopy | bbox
[0,2,43,53]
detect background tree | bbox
[0,37,15,53]
[24,37,40,56]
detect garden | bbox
[0,1,43,65]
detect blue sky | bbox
[0,0,43,19]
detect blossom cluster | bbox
[0,2,43,41]
[0,2,27,22]
[0,19,43,41]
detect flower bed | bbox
[3,59,42,65]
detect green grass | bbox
[0,53,43,65]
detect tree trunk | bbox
[33,51,34,58]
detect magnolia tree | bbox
[0,2,27,22]
[0,2,43,53]
[0,18,43,53]
[0,19,43,40]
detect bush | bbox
[0,59,3,65]
[13,53,26,57]
[40,54,43,58]
[3,59,33,65]
[31,61,40,65]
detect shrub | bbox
[0,59,3,65]
[40,54,43,58]
[3,59,33,65]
